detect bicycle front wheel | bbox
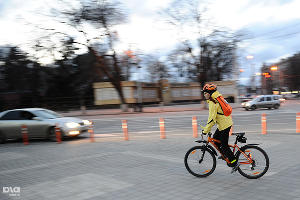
[236,145,269,179]
[184,146,216,178]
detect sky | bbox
[1,0,300,85]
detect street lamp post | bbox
[137,65,143,112]
[126,48,143,112]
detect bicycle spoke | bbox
[184,146,216,177]
[237,146,269,179]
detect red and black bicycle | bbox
[184,131,269,179]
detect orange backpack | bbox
[216,96,232,116]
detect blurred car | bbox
[239,94,255,103]
[282,93,295,99]
[284,93,300,99]
[241,95,281,111]
[0,108,92,143]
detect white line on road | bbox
[235,118,295,122]
[267,129,296,132]
[93,133,121,137]
[131,131,161,134]
[233,122,291,126]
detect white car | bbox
[241,95,281,111]
[0,108,92,143]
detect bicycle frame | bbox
[205,134,254,165]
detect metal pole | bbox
[251,63,256,92]
[137,66,143,112]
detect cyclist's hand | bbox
[202,130,207,135]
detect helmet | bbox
[202,83,217,94]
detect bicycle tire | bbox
[236,145,269,179]
[184,146,216,178]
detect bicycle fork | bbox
[199,148,206,164]
[199,144,210,164]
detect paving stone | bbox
[0,132,299,200]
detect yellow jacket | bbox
[203,91,233,133]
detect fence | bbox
[93,80,238,106]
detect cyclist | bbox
[201,83,240,173]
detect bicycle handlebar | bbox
[198,124,212,139]
[200,132,212,140]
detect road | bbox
[83,102,298,137]
[0,100,300,200]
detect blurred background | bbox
[0,0,299,112]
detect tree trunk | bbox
[112,81,128,112]
[89,47,128,112]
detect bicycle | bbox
[184,131,269,179]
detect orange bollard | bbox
[297,113,300,133]
[261,113,267,135]
[159,118,166,139]
[122,120,129,140]
[192,116,198,138]
[55,124,62,143]
[88,121,95,142]
[21,124,29,145]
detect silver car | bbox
[0,108,92,143]
[241,95,281,111]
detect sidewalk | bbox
[60,103,241,117]
[1,129,299,200]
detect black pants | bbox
[213,126,236,163]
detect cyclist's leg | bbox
[218,126,237,166]
[213,129,222,150]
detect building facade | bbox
[261,59,289,95]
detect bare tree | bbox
[28,0,130,111]
[145,55,170,82]
[144,55,171,102]
[163,0,241,104]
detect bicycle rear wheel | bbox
[236,145,269,179]
[184,146,216,177]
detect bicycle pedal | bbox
[231,162,240,174]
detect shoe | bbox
[231,162,240,174]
